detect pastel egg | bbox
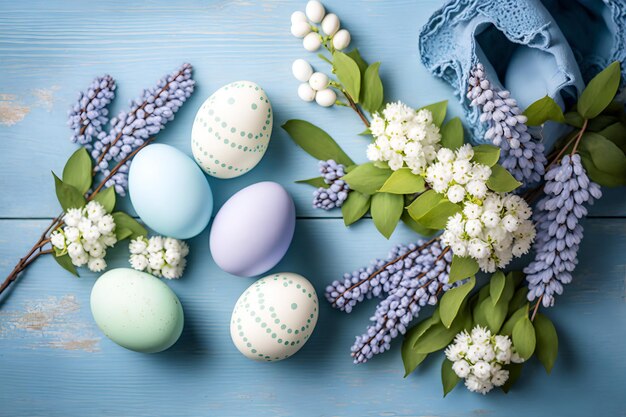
[90,268,184,353]
[191,80,272,179]
[230,272,319,362]
[129,144,213,239]
[210,182,295,277]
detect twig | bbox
[531,295,543,321]
[343,91,370,128]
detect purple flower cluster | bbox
[325,239,456,363]
[467,64,546,187]
[67,64,195,196]
[524,154,601,307]
[67,75,116,147]
[313,159,350,210]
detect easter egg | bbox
[128,144,213,239]
[191,81,273,179]
[230,272,318,362]
[210,181,295,277]
[90,268,184,353]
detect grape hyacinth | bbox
[467,64,546,187]
[524,154,602,307]
[91,63,195,195]
[67,75,116,147]
[325,239,459,363]
[313,159,350,210]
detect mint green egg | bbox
[90,268,184,353]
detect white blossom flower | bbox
[88,257,107,273]
[85,201,106,221]
[452,360,471,378]
[50,230,66,250]
[129,236,149,254]
[97,215,115,234]
[129,254,148,271]
[82,225,101,243]
[147,236,164,253]
[128,235,188,279]
[63,208,82,227]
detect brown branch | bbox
[531,295,543,321]
[343,91,370,128]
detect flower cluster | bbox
[129,236,189,279]
[445,326,524,394]
[366,102,442,172]
[524,154,601,307]
[290,1,351,52]
[313,159,350,210]
[442,193,535,272]
[292,59,337,107]
[425,144,491,203]
[467,64,546,187]
[50,201,117,272]
[70,64,195,196]
[68,75,116,147]
[326,239,459,363]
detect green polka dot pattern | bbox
[230,272,319,362]
[191,81,272,179]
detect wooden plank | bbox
[0,218,624,416]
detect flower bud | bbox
[303,32,322,51]
[308,72,329,90]
[305,0,325,23]
[290,21,311,38]
[315,88,336,107]
[290,10,307,24]
[298,83,316,102]
[332,29,351,50]
[292,59,314,82]
[321,13,340,36]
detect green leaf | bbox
[512,315,536,360]
[378,168,425,194]
[373,160,389,169]
[501,304,528,336]
[341,191,371,226]
[482,296,508,333]
[579,132,626,178]
[362,62,384,114]
[440,276,475,328]
[371,192,403,239]
[417,200,461,230]
[523,95,565,125]
[441,117,464,150]
[346,48,368,76]
[112,212,147,240]
[441,359,460,397]
[579,150,625,187]
[577,61,621,119]
[501,363,523,393]
[342,162,392,195]
[508,287,529,315]
[598,122,626,153]
[53,253,79,277]
[402,313,439,376]
[472,144,501,167]
[53,172,86,211]
[406,189,443,221]
[564,111,585,128]
[419,100,448,127]
[92,186,116,213]
[400,210,437,236]
[487,164,522,192]
[282,120,354,167]
[62,147,92,195]
[587,115,619,132]
[333,51,361,102]
[534,313,558,374]
[490,271,506,305]
[296,177,328,188]
[413,322,459,353]
[448,255,479,284]
[359,128,372,136]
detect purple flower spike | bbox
[313,159,350,210]
[67,75,116,147]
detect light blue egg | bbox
[129,144,213,239]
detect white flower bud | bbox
[305,0,325,23]
[308,72,329,90]
[290,10,307,24]
[332,29,351,50]
[297,83,316,102]
[290,21,311,38]
[302,32,322,51]
[315,88,336,107]
[292,59,313,82]
[321,13,340,36]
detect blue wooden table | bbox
[1,1,625,416]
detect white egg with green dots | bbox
[191,80,272,179]
[230,273,319,362]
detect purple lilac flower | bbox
[93,63,195,195]
[313,159,350,210]
[467,64,547,187]
[326,239,457,364]
[524,154,602,307]
[67,75,116,147]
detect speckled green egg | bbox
[90,268,184,353]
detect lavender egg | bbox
[210,182,295,277]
